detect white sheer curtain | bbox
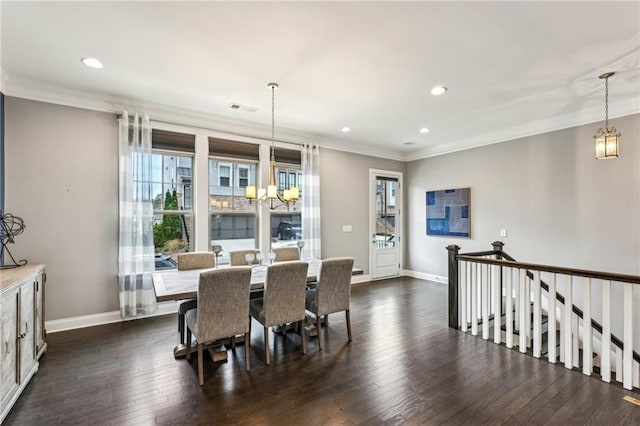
[301,144,321,259]
[118,112,157,318]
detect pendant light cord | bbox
[271,84,276,162]
[604,76,609,131]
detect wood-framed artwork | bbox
[426,187,470,237]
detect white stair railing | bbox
[448,242,640,391]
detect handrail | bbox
[450,243,640,364]
[455,255,640,285]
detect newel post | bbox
[447,244,461,329]
[492,241,504,319]
[492,241,504,258]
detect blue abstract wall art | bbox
[426,188,470,237]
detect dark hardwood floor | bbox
[5,277,639,425]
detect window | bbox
[271,212,302,249]
[238,166,249,188]
[288,172,297,189]
[219,164,231,187]
[183,185,192,209]
[209,159,257,265]
[149,151,194,269]
[148,130,196,269]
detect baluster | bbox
[582,278,592,376]
[563,276,573,369]
[519,268,527,353]
[616,347,623,383]
[493,263,501,344]
[460,261,467,332]
[514,267,520,332]
[505,267,513,349]
[623,283,633,390]
[525,272,531,343]
[601,280,611,382]
[471,262,478,336]
[548,273,557,364]
[466,261,472,327]
[532,270,542,358]
[482,263,489,340]
[572,315,579,368]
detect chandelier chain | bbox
[271,84,276,160]
[604,76,609,130]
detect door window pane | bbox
[375,178,397,249]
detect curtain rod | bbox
[115,113,317,148]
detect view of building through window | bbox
[209,159,257,264]
[147,135,304,269]
[150,152,193,269]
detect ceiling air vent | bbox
[228,103,257,113]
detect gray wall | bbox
[406,113,640,349]
[5,97,120,320]
[4,98,404,321]
[406,113,640,277]
[6,95,638,332]
[319,148,405,273]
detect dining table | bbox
[152,259,363,359]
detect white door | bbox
[369,169,402,279]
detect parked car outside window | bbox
[276,221,302,240]
[155,253,177,270]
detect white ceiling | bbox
[2,2,639,161]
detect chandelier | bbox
[245,83,300,209]
[593,72,620,159]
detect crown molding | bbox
[403,100,640,162]
[6,76,637,164]
[3,76,404,160]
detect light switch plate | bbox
[343,225,353,232]
[500,229,508,237]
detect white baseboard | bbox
[351,274,371,285]
[402,269,448,284]
[45,301,177,333]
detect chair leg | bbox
[178,313,185,344]
[244,331,251,371]
[346,310,352,342]
[197,343,204,386]
[264,326,270,365]
[186,328,192,360]
[316,315,323,351]
[231,335,236,349]
[299,320,307,354]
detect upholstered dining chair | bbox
[176,252,215,345]
[305,257,354,350]
[249,262,309,365]
[229,249,261,266]
[272,246,300,262]
[185,267,252,385]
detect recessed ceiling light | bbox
[81,57,103,69]
[341,127,351,133]
[419,127,430,134]
[430,86,447,96]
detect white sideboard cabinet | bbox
[0,264,46,423]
